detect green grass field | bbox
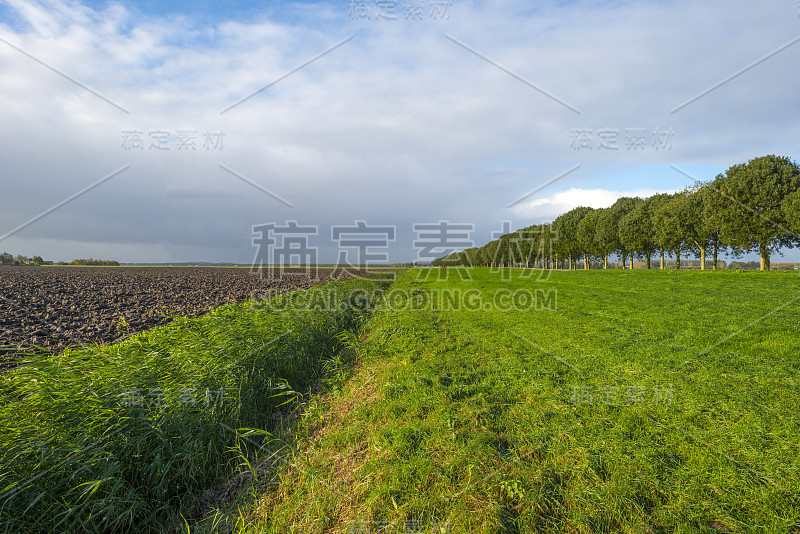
[245,268,800,533]
[3,268,799,533]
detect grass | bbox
[245,267,800,533]
[0,276,387,533]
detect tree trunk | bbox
[760,242,770,271]
[603,254,608,269]
[713,242,718,270]
[646,256,651,269]
[629,256,634,269]
[675,251,681,270]
[660,248,665,270]
[621,252,627,269]
[583,253,589,270]
[699,247,706,270]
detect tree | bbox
[706,155,800,270]
[475,246,489,268]
[493,236,509,268]
[576,208,616,269]
[648,193,676,269]
[469,248,478,267]
[697,184,726,270]
[512,226,546,268]
[669,189,709,269]
[653,194,687,269]
[482,240,500,268]
[619,199,657,269]
[576,210,601,269]
[594,208,622,269]
[528,225,551,270]
[552,207,593,270]
[607,197,640,268]
[672,184,727,270]
[537,224,555,269]
[523,231,540,269]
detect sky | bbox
[0,0,798,264]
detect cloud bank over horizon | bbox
[1,0,798,263]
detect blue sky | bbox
[0,0,798,264]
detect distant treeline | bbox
[432,155,800,271]
[0,253,45,266]
[69,259,120,266]
[0,253,119,266]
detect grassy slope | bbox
[250,268,800,534]
[0,277,385,533]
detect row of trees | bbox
[432,155,800,271]
[0,254,119,266]
[0,253,45,266]
[70,259,120,266]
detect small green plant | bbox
[116,315,129,335]
[499,479,525,501]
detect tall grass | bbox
[0,277,385,533]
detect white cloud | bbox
[0,0,798,262]
[509,187,680,220]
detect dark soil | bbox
[0,266,370,370]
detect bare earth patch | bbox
[0,266,372,369]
